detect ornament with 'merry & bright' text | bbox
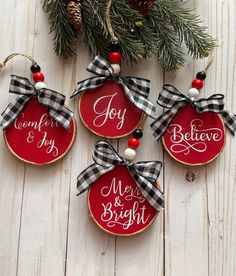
[76,132,164,236]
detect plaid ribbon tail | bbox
[133,161,162,181]
[119,77,156,119]
[71,56,114,98]
[130,171,164,212]
[0,95,31,129]
[157,84,187,108]
[77,141,120,195]
[221,109,236,135]
[76,163,114,195]
[150,84,189,140]
[92,140,124,166]
[37,88,73,130]
[124,77,150,97]
[70,76,108,98]
[194,94,225,113]
[0,75,35,129]
[129,161,164,211]
[194,96,236,134]
[49,107,73,131]
[150,101,185,141]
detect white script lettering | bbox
[100,177,150,230]
[167,119,223,155]
[14,113,60,157]
[93,93,127,129]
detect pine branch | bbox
[42,0,78,57]
[81,0,157,63]
[81,0,215,70]
[111,0,158,62]
[42,0,216,71]
[148,5,185,70]
[158,0,215,59]
[81,1,110,58]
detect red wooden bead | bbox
[128,137,139,149]
[192,79,204,90]
[33,72,45,82]
[109,52,121,63]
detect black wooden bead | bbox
[196,71,206,80]
[30,64,41,73]
[133,129,143,139]
[109,43,121,52]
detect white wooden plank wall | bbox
[0,0,235,276]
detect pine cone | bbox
[67,1,82,30]
[129,0,155,15]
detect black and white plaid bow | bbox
[151,84,236,141]
[0,75,73,130]
[70,56,156,119]
[77,141,164,211]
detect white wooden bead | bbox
[35,82,47,90]
[187,88,199,99]
[111,63,121,75]
[124,147,136,161]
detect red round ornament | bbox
[88,165,158,236]
[33,72,45,82]
[79,80,143,138]
[162,104,225,166]
[4,97,76,165]
[128,137,139,149]
[192,79,204,90]
[108,52,121,64]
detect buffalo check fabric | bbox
[71,56,157,119]
[77,141,164,212]
[151,84,236,141]
[0,75,73,130]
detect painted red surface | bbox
[162,104,225,165]
[88,165,158,236]
[4,97,75,164]
[79,80,143,138]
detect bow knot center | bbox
[110,75,120,82]
[37,89,45,97]
[120,159,131,167]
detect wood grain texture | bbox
[0,1,37,276]
[0,0,235,276]
[116,59,164,276]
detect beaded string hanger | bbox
[105,0,121,73]
[105,0,149,160]
[123,115,146,161]
[184,51,214,180]
[187,49,215,100]
[0,53,76,165]
[0,53,47,91]
[0,53,37,71]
